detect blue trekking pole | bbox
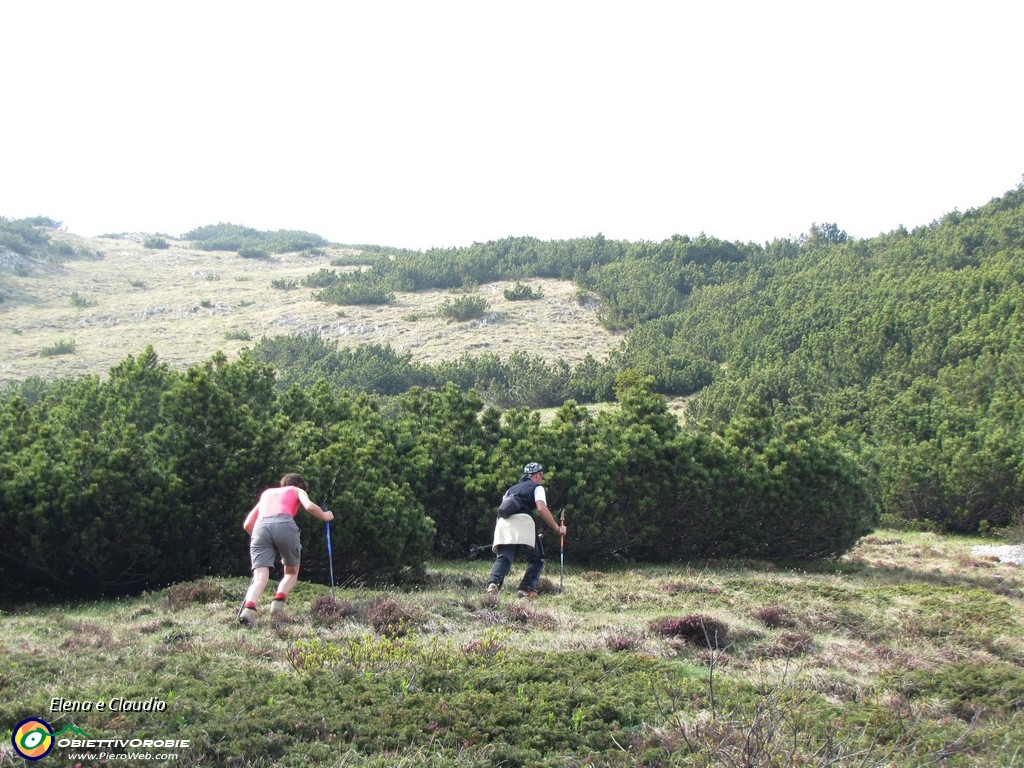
[325,513,336,598]
[559,509,566,593]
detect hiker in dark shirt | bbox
[484,462,565,598]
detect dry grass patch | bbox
[0,233,623,386]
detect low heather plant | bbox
[755,605,797,629]
[649,614,729,649]
[310,595,355,626]
[367,596,413,638]
[661,581,723,596]
[604,633,641,652]
[504,603,557,629]
[163,578,227,610]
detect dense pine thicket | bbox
[0,350,874,598]
[257,183,1024,536]
[1,182,1022,597]
[183,222,328,256]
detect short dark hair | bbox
[280,473,307,491]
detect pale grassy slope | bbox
[0,231,624,386]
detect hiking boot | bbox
[485,582,499,595]
[516,590,538,599]
[238,607,257,626]
[270,599,286,617]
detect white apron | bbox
[492,513,536,552]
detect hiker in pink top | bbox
[238,473,334,626]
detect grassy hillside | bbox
[0,231,622,387]
[2,531,1022,766]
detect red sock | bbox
[273,593,287,602]
[244,601,257,610]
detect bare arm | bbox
[297,489,334,522]
[242,505,259,535]
[535,500,565,536]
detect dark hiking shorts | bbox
[250,515,302,570]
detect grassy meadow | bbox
[2,530,1023,767]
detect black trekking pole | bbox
[239,575,253,619]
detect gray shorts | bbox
[250,515,302,570]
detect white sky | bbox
[2,1,1021,251]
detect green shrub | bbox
[39,338,76,357]
[238,247,270,259]
[301,268,341,288]
[69,291,95,308]
[289,636,342,670]
[21,215,62,228]
[0,216,54,255]
[185,223,327,254]
[143,237,170,249]
[998,507,1024,544]
[314,283,394,306]
[270,279,297,290]
[330,253,378,266]
[504,281,545,301]
[891,660,1024,718]
[224,330,252,341]
[437,295,489,321]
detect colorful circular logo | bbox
[12,718,55,760]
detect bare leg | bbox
[245,567,271,605]
[270,564,300,616]
[239,567,271,626]
[276,564,300,597]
